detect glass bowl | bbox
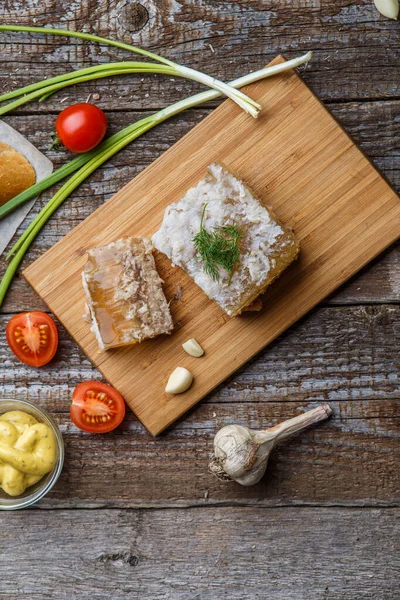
[0,399,64,510]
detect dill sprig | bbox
[193,204,243,284]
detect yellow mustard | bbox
[0,411,56,497]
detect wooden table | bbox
[0,2,399,598]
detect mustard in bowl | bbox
[0,399,64,510]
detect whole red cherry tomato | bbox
[55,103,107,153]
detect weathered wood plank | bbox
[21,406,400,508]
[0,306,398,507]
[1,305,399,406]
[0,508,398,599]
[1,0,400,109]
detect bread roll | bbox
[0,142,36,205]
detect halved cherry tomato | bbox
[6,311,58,367]
[56,103,107,153]
[70,382,126,433]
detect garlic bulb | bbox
[374,0,399,19]
[209,404,332,486]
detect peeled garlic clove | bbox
[374,0,399,19]
[165,367,193,394]
[182,338,204,357]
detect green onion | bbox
[0,62,175,103]
[0,25,261,118]
[0,62,172,103]
[0,52,312,307]
[0,65,177,117]
[0,63,177,116]
[0,53,312,223]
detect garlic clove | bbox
[182,338,204,357]
[165,367,193,394]
[374,0,399,19]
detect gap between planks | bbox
[14,501,400,511]
[5,96,400,117]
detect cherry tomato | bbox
[55,103,107,153]
[70,382,126,433]
[6,311,58,367]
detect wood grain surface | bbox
[0,508,398,599]
[23,58,400,435]
[0,1,399,598]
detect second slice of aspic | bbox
[153,163,299,316]
[82,236,173,351]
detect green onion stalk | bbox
[0,62,175,103]
[0,52,312,307]
[0,25,262,118]
[0,63,178,116]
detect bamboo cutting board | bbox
[24,58,400,435]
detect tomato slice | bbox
[70,382,126,433]
[6,311,58,367]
